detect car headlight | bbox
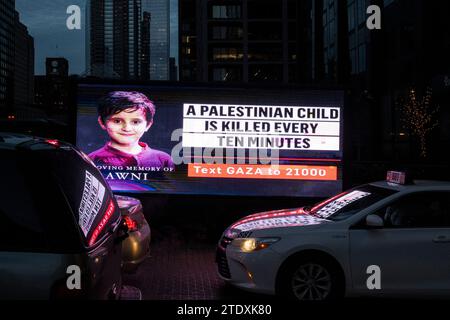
[231,237,280,253]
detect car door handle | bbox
[432,236,450,243]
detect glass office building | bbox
[86,0,142,79]
[143,0,170,80]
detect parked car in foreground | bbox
[114,195,151,273]
[0,133,126,299]
[217,171,450,300]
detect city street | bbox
[121,194,310,300]
[2,0,450,305]
[123,225,270,300]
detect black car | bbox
[0,133,126,299]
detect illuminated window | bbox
[248,44,282,62]
[211,47,243,61]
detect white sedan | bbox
[216,173,450,300]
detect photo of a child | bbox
[88,91,175,169]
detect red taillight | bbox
[46,139,60,147]
[124,216,137,232]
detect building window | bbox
[329,17,336,41]
[289,43,298,61]
[288,22,297,41]
[289,65,298,82]
[181,23,191,32]
[248,22,282,41]
[182,69,190,78]
[211,66,242,81]
[248,43,283,62]
[210,25,243,40]
[357,0,366,26]
[211,5,241,19]
[384,0,396,7]
[288,0,297,19]
[249,65,282,82]
[348,2,356,31]
[248,0,282,19]
[350,48,357,74]
[358,44,366,72]
[211,47,243,61]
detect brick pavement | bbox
[122,225,268,300]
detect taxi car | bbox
[0,133,126,299]
[217,172,450,300]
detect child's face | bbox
[99,108,152,147]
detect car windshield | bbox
[308,185,397,221]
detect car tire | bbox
[280,257,344,301]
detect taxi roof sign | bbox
[386,171,408,185]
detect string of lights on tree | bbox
[398,87,439,158]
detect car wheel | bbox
[281,258,343,301]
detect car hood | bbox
[225,207,329,238]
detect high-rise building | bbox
[14,11,34,108]
[141,11,151,80]
[311,0,360,84]
[35,58,70,117]
[86,0,143,79]
[143,0,170,80]
[311,0,450,161]
[178,0,309,83]
[0,0,15,115]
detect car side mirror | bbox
[366,214,384,228]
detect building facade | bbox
[0,0,15,115]
[169,56,178,81]
[86,0,144,79]
[140,11,151,80]
[14,11,34,108]
[143,0,170,80]
[179,0,309,83]
[311,0,450,162]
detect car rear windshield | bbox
[309,185,398,221]
[44,147,121,247]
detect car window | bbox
[375,192,450,228]
[310,185,397,221]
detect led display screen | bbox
[76,83,344,197]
